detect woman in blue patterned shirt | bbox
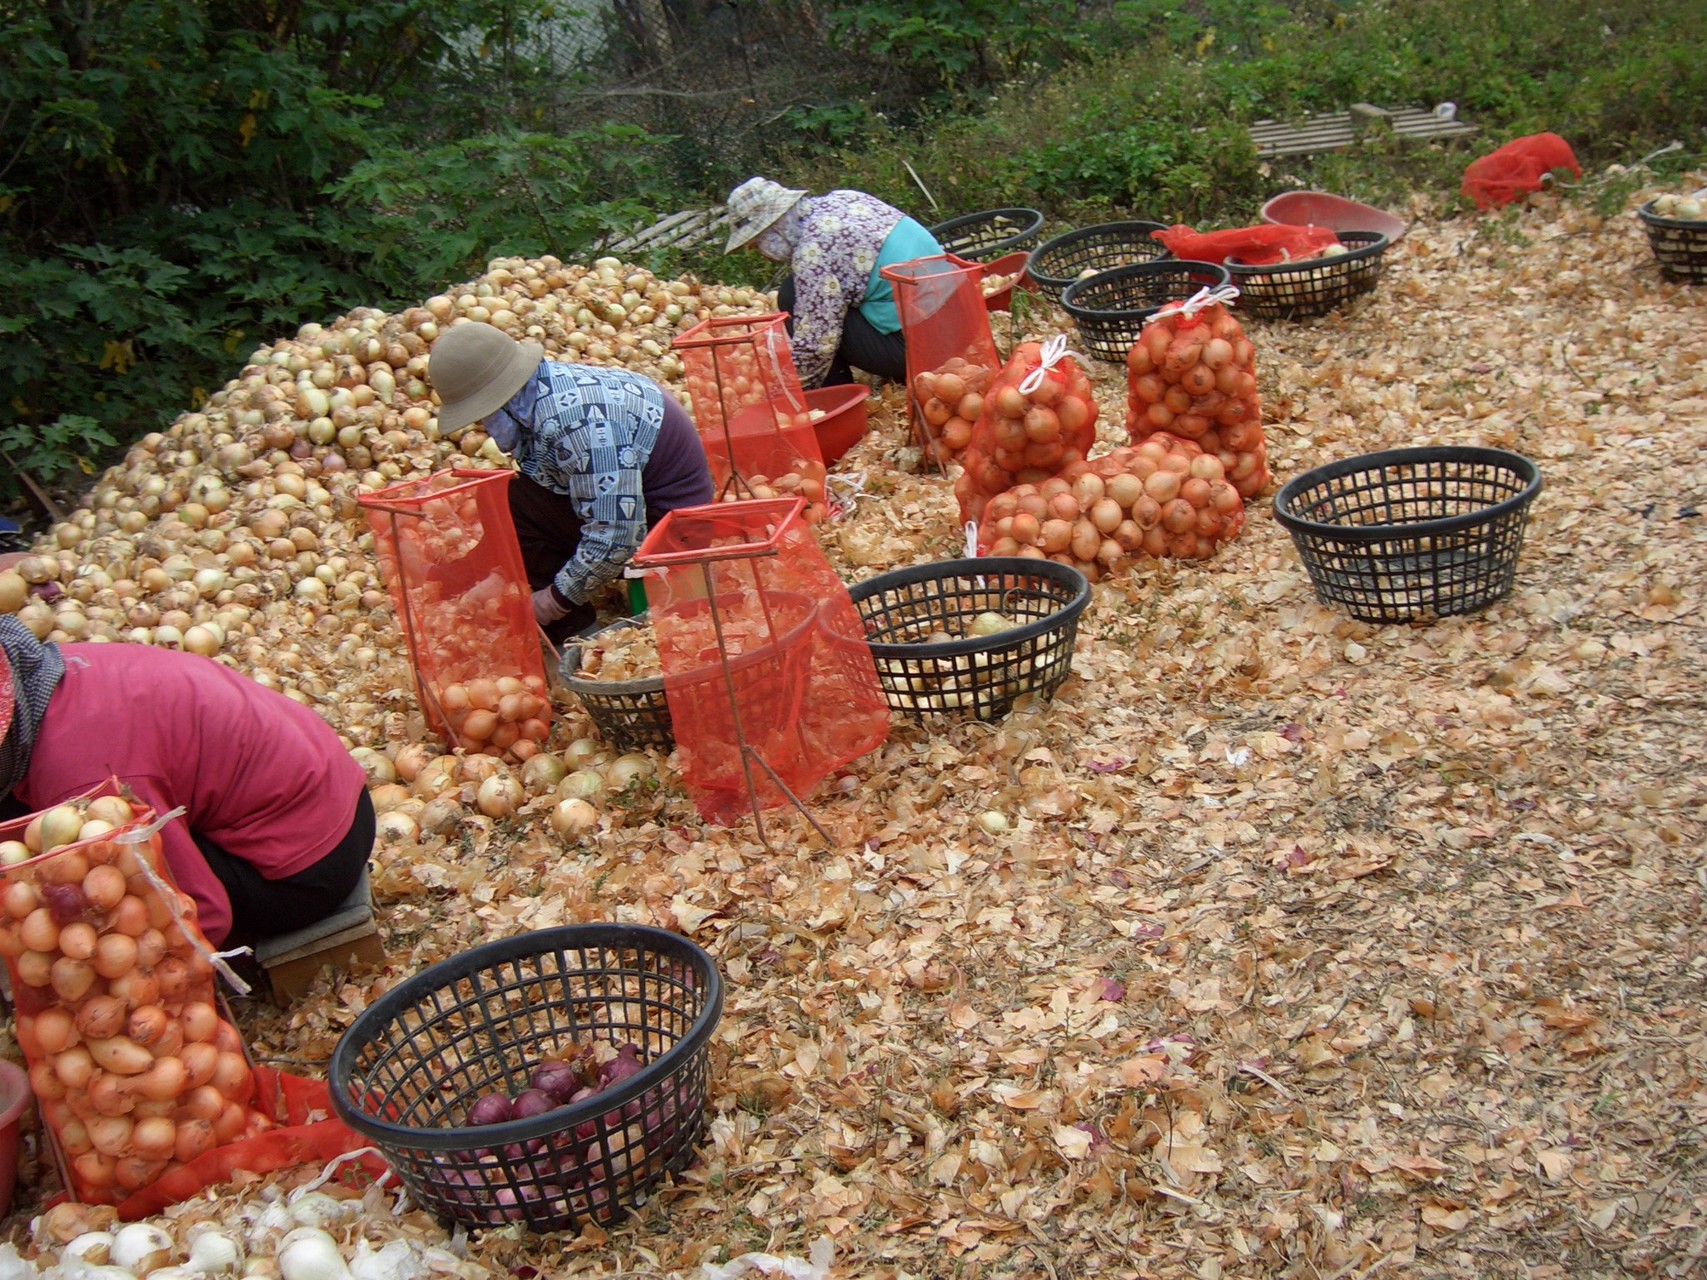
[428,324,714,642]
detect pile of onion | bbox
[1125,303,1269,499]
[438,1040,665,1228]
[978,434,1246,575]
[912,357,996,463]
[721,456,831,526]
[1,794,270,1203]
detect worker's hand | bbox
[532,586,569,627]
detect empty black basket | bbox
[1224,230,1389,320]
[1273,447,1542,623]
[329,925,723,1234]
[929,208,1046,262]
[1060,261,1234,363]
[1635,200,1707,283]
[847,558,1090,720]
[1026,222,1170,306]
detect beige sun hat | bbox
[428,324,545,436]
[724,177,807,253]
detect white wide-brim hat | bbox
[724,177,807,253]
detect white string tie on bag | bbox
[1017,333,1087,396]
[118,806,254,997]
[1155,283,1241,324]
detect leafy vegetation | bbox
[0,0,672,503]
[3,0,1704,509]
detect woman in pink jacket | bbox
[0,616,371,950]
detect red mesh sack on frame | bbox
[954,335,1100,530]
[879,255,1002,465]
[634,498,889,825]
[1126,284,1269,502]
[0,782,284,1206]
[1461,132,1582,210]
[673,314,830,525]
[359,469,552,760]
[1151,223,1341,266]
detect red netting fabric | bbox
[1,780,306,1206]
[673,314,829,524]
[879,255,1001,465]
[634,499,889,824]
[1150,223,1341,266]
[359,469,551,759]
[1125,290,1269,500]
[1461,133,1581,210]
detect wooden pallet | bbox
[254,867,384,1003]
[608,205,732,255]
[1251,104,1477,160]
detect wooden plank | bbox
[1250,105,1477,159]
[610,206,732,255]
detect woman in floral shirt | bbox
[723,177,942,389]
[427,324,713,643]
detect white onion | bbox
[549,798,599,837]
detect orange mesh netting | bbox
[359,469,552,760]
[1,781,302,1206]
[1125,286,1269,500]
[879,255,1001,466]
[953,337,1100,530]
[673,314,830,525]
[633,498,888,825]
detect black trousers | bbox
[776,277,907,388]
[197,787,375,951]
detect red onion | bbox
[530,1060,580,1104]
[598,1043,645,1089]
[466,1092,514,1126]
[41,883,88,925]
[510,1088,558,1120]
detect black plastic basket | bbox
[847,558,1090,720]
[1224,230,1389,320]
[1026,222,1170,306]
[562,595,820,752]
[562,617,673,753]
[329,924,723,1234]
[1060,260,1234,363]
[1273,447,1542,624]
[929,208,1046,263]
[1635,200,1707,283]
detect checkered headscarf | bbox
[0,614,64,802]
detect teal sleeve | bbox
[860,217,944,334]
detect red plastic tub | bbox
[806,384,871,465]
[0,1059,31,1219]
[980,251,1033,312]
[1260,191,1408,244]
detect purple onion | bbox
[466,1092,514,1126]
[530,1059,581,1104]
[41,883,88,925]
[509,1088,558,1121]
[598,1044,646,1090]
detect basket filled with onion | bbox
[1636,191,1707,284]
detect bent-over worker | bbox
[722,177,943,391]
[0,616,373,951]
[427,324,714,644]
